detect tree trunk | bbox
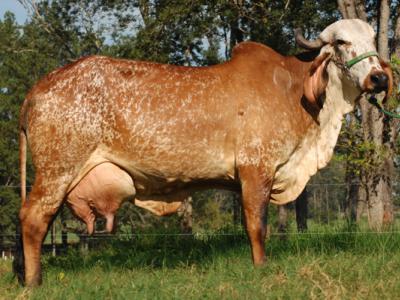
[381,0,400,227]
[394,5,400,58]
[337,0,359,19]
[295,188,308,232]
[0,229,3,254]
[229,5,244,55]
[51,222,56,257]
[356,180,367,222]
[180,197,193,234]
[233,192,241,227]
[277,205,288,234]
[344,0,357,18]
[360,97,386,230]
[138,0,151,27]
[338,0,395,230]
[60,207,68,252]
[342,112,360,223]
[381,156,394,225]
[79,234,89,254]
[354,0,367,21]
[345,167,358,223]
[371,0,394,228]
[377,0,390,60]
[337,0,349,18]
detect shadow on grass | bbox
[42,228,400,273]
[43,232,249,272]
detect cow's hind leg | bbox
[239,165,272,266]
[19,173,72,286]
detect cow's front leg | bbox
[239,165,271,266]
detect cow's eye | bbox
[336,39,349,46]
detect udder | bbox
[67,162,184,234]
[67,162,136,234]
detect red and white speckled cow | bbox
[17,19,392,286]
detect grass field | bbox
[1,226,400,299]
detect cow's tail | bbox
[19,100,28,204]
[15,100,29,285]
[20,129,27,204]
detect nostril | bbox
[369,72,388,92]
[370,74,380,85]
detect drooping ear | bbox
[303,52,331,109]
[379,59,393,101]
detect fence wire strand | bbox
[1,231,400,239]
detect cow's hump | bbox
[231,41,281,61]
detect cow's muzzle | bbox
[364,70,389,93]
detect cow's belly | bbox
[68,144,237,197]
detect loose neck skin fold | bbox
[271,62,358,205]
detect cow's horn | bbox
[294,28,324,50]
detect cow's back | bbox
[24,55,241,194]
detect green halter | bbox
[345,51,379,68]
[334,50,399,118]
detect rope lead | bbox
[368,96,400,119]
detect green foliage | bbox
[0,13,32,237]
[244,0,339,54]
[0,1,398,239]
[0,3,119,236]
[192,190,234,232]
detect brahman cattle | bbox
[16,19,392,286]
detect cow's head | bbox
[296,19,393,108]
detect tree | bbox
[3,0,395,243]
[0,1,112,248]
[337,0,399,229]
[0,13,36,245]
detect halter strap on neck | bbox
[345,51,379,68]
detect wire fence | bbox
[1,230,400,238]
[1,181,400,259]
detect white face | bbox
[320,19,385,91]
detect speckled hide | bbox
[18,19,393,286]
[66,162,183,234]
[23,43,317,207]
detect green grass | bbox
[1,229,400,299]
